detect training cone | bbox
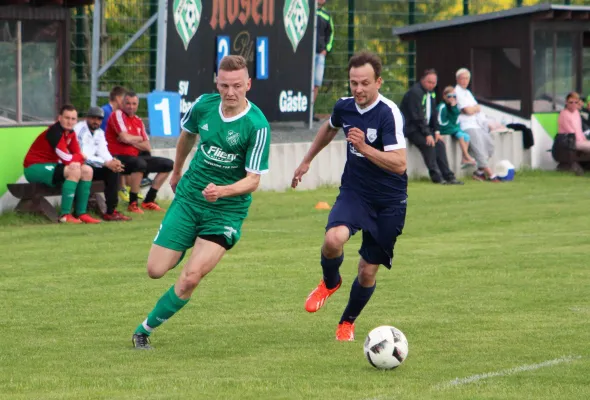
[315,201,331,210]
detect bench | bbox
[6,181,107,222]
[554,155,590,176]
[550,133,590,176]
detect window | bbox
[0,21,17,124]
[533,30,580,112]
[0,19,61,125]
[22,21,60,122]
[471,47,522,112]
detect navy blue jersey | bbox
[329,94,408,206]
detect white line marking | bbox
[437,355,582,389]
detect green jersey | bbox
[176,93,271,216]
[437,103,461,135]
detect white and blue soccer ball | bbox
[495,160,515,181]
[364,326,409,370]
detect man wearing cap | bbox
[75,107,131,221]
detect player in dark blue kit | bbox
[292,51,407,341]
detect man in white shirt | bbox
[455,68,498,182]
[74,107,131,221]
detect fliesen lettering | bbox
[211,0,275,30]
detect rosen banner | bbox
[165,0,315,122]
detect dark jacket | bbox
[506,123,535,150]
[400,82,438,138]
[582,112,590,133]
[316,7,334,54]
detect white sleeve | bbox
[95,129,113,164]
[455,87,477,110]
[455,87,469,110]
[73,121,84,136]
[113,110,128,133]
[75,122,89,156]
[380,98,406,151]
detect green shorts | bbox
[153,199,244,252]
[23,163,64,187]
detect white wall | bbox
[1,176,28,214]
[152,130,527,199]
[530,115,558,170]
[479,104,559,170]
[478,105,562,170]
[480,104,531,127]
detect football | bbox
[363,326,409,370]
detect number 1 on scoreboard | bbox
[256,37,269,80]
[154,98,171,136]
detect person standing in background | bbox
[312,0,334,122]
[100,86,126,132]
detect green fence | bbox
[70,0,158,115]
[69,0,588,116]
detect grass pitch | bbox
[0,171,589,399]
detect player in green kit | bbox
[131,55,271,349]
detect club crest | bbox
[173,0,202,51]
[367,128,378,143]
[227,130,240,146]
[283,0,310,52]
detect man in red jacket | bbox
[23,104,101,224]
[105,91,173,213]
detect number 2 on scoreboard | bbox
[217,36,230,71]
[256,37,269,80]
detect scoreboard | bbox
[165,0,315,122]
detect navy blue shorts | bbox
[326,189,406,268]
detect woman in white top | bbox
[455,68,499,182]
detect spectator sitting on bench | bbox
[400,68,463,185]
[75,106,131,222]
[100,85,126,132]
[455,68,499,182]
[23,104,101,224]
[558,92,590,153]
[105,91,174,213]
[99,85,138,203]
[437,86,476,168]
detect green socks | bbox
[135,285,190,336]
[61,180,92,216]
[60,180,78,215]
[74,180,92,216]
